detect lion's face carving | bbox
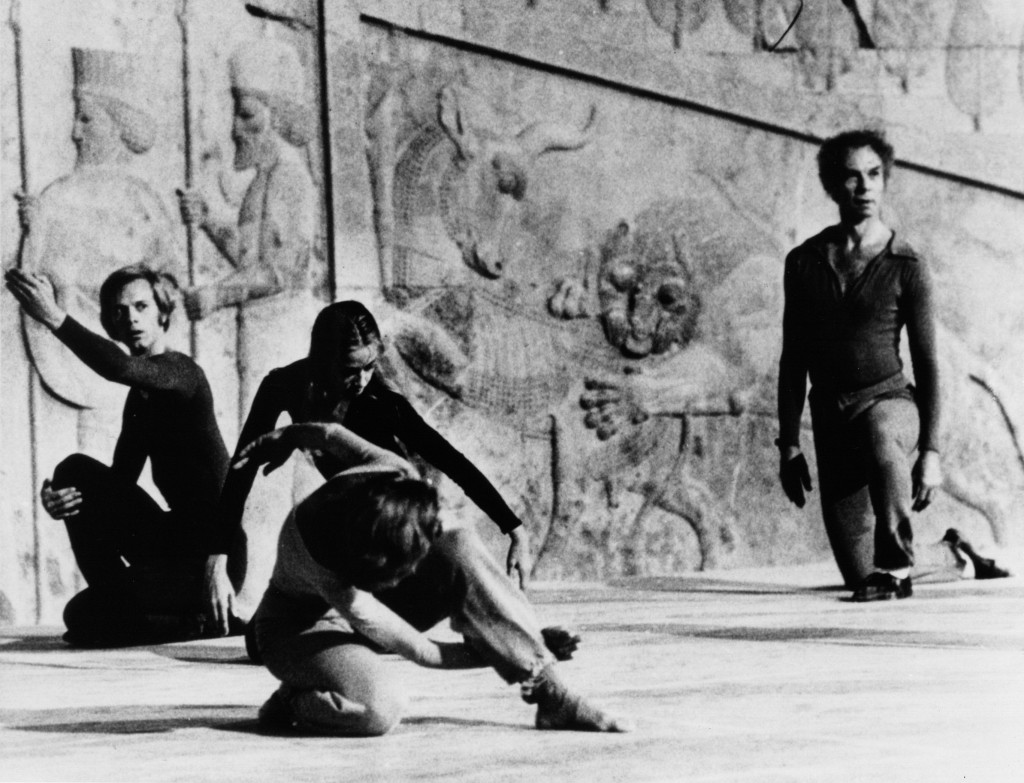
[598,221,701,358]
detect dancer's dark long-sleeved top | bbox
[54,317,229,545]
[208,359,523,554]
[777,226,940,453]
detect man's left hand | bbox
[911,449,942,511]
[506,526,532,590]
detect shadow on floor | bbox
[608,576,846,595]
[582,621,1021,649]
[150,644,255,665]
[0,704,255,735]
[0,634,255,666]
[0,634,72,653]
[401,716,521,730]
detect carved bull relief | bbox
[376,81,769,569]
[387,84,595,291]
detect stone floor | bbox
[1,562,1022,783]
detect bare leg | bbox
[432,529,632,732]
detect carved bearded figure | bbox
[179,38,319,413]
[19,48,184,409]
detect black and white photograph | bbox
[1,1,1022,780]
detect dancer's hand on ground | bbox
[911,449,942,511]
[5,269,66,330]
[204,554,237,637]
[40,478,81,520]
[506,526,532,589]
[779,450,812,508]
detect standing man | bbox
[776,129,942,602]
[6,265,229,645]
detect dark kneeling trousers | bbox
[810,396,920,586]
[52,454,206,646]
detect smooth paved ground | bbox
[2,562,1022,783]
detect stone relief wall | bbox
[2,0,1023,622]
[1,0,330,623]
[353,0,1024,581]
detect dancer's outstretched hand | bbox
[506,526,532,589]
[234,426,306,475]
[911,449,942,511]
[203,554,237,637]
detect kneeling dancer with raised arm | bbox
[6,264,229,644]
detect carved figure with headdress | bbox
[178,37,319,410]
[18,48,184,410]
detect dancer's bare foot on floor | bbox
[523,664,633,732]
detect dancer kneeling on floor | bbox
[239,422,632,736]
[5,265,229,646]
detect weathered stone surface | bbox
[2,0,1023,625]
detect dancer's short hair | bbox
[817,128,895,198]
[99,264,179,337]
[305,472,441,591]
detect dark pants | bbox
[810,396,919,586]
[52,454,206,646]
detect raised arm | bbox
[54,317,199,393]
[234,422,416,480]
[392,395,531,586]
[328,584,481,669]
[395,396,522,534]
[210,372,293,556]
[5,269,198,394]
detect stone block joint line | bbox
[359,12,1024,203]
